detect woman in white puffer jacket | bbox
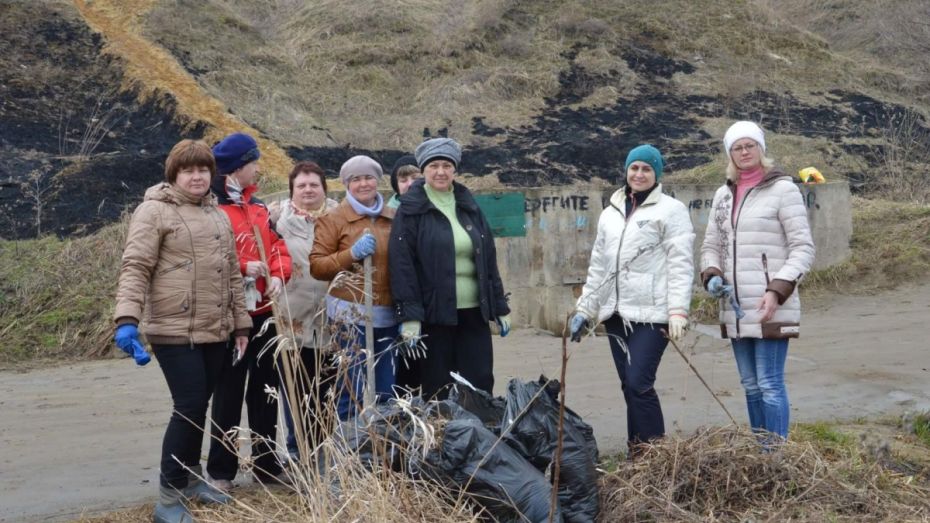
[570,144,694,453]
[700,121,815,440]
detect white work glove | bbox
[267,276,283,299]
[243,277,261,311]
[246,261,268,278]
[399,320,421,348]
[668,315,688,341]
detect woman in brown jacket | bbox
[113,139,252,523]
[310,155,396,420]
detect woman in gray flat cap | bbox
[389,137,511,400]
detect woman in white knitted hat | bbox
[700,121,815,440]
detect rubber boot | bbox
[153,486,193,523]
[183,465,231,505]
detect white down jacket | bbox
[700,170,815,339]
[576,184,695,325]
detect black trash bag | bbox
[502,377,600,523]
[336,399,430,474]
[338,399,560,522]
[449,384,506,432]
[540,379,599,465]
[425,415,561,523]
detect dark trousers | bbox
[208,312,281,481]
[394,349,422,395]
[604,315,668,445]
[281,347,336,454]
[152,341,227,489]
[420,307,493,400]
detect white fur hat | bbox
[724,121,766,153]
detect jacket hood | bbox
[727,167,791,189]
[399,179,480,215]
[608,183,664,210]
[144,182,217,207]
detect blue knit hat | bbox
[624,144,664,179]
[212,133,260,175]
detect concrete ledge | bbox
[262,182,852,333]
[492,181,851,333]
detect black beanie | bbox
[390,155,418,194]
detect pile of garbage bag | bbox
[337,376,600,522]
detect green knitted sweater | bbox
[425,184,478,309]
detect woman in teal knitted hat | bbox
[569,144,695,456]
[389,137,511,400]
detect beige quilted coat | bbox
[114,183,252,345]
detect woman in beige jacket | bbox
[700,121,815,440]
[113,139,252,523]
[270,161,338,457]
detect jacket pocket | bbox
[158,259,192,276]
[621,272,655,306]
[761,321,800,339]
[149,290,190,320]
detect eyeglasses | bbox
[731,143,757,154]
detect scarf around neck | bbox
[225,175,245,205]
[345,190,384,217]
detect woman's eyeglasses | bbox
[731,143,757,154]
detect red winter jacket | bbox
[211,175,292,316]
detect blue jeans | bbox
[333,323,396,420]
[731,338,790,438]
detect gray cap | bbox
[339,155,383,185]
[415,138,462,170]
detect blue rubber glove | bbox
[706,275,733,298]
[569,313,589,343]
[729,295,747,320]
[496,315,511,337]
[350,233,377,260]
[114,324,151,366]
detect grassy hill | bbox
[1,0,929,365]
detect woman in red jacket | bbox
[206,132,293,489]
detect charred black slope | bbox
[0,1,201,239]
[287,43,926,188]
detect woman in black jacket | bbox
[389,137,510,399]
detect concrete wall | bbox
[263,181,852,333]
[491,181,852,332]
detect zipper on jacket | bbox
[730,186,755,338]
[612,200,633,308]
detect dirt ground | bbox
[1,284,928,522]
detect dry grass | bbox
[72,421,930,522]
[805,197,930,292]
[0,218,128,367]
[72,0,295,179]
[599,425,930,522]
